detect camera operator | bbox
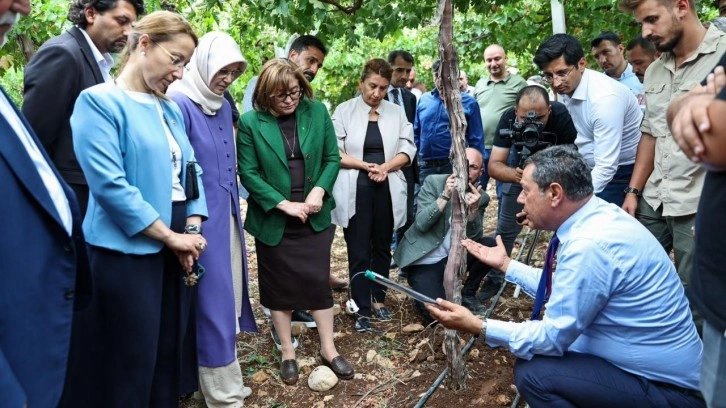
[490,85,577,255]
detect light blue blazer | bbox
[72,83,207,254]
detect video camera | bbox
[499,111,555,168]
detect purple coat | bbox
[170,93,258,367]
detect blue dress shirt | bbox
[413,88,485,161]
[487,197,702,390]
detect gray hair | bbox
[524,145,593,201]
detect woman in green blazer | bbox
[237,59,353,385]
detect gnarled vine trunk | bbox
[435,0,469,390]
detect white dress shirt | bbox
[78,26,115,82]
[561,69,642,193]
[0,92,73,234]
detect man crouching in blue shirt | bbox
[428,145,704,407]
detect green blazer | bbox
[393,174,489,269]
[237,97,341,246]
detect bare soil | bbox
[182,187,550,408]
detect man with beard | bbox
[591,31,644,95]
[22,0,144,216]
[1,1,90,407]
[626,35,658,84]
[618,0,726,317]
[533,33,643,207]
[242,35,327,113]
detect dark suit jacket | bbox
[22,26,106,185]
[0,87,89,408]
[386,87,419,186]
[237,97,341,246]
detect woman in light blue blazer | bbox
[67,12,207,407]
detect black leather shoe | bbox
[320,353,354,380]
[280,359,298,385]
[291,310,316,328]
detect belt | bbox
[652,380,705,401]
[419,159,450,167]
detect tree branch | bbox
[316,0,364,15]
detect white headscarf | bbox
[168,32,247,115]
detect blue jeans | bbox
[516,352,705,408]
[702,321,726,408]
[596,164,634,207]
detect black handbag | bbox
[185,161,200,200]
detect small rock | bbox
[366,350,377,362]
[408,348,419,363]
[495,394,512,405]
[402,323,425,333]
[353,373,365,380]
[308,366,339,392]
[385,332,397,340]
[468,348,480,359]
[291,323,308,336]
[332,304,342,315]
[426,355,435,362]
[323,395,334,402]
[258,390,268,397]
[298,357,317,368]
[249,370,270,384]
[332,331,345,339]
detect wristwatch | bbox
[439,192,451,201]
[184,224,202,234]
[623,186,642,196]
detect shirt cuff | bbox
[504,260,540,298]
[484,318,517,348]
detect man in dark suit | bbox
[386,50,418,278]
[0,2,90,407]
[22,0,144,215]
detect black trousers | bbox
[515,352,705,408]
[406,236,495,323]
[345,180,393,318]
[61,202,197,407]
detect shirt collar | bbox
[660,25,726,70]
[487,72,511,85]
[569,68,591,101]
[77,27,114,76]
[556,195,599,242]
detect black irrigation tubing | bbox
[414,228,543,408]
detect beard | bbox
[0,12,20,47]
[108,37,128,54]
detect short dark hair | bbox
[534,34,584,70]
[524,145,593,201]
[590,31,622,48]
[626,35,657,55]
[288,35,327,57]
[516,85,549,107]
[360,58,393,82]
[431,59,441,74]
[387,50,414,65]
[68,0,145,28]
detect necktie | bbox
[392,88,401,105]
[531,234,559,320]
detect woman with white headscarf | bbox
[167,32,257,407]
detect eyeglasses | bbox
[542,66,576,84]
[151,40,189,72]
[216,69,243,80]
[273,88,303,102]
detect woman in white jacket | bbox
[331,58,417,332]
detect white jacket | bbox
[331,97,417,229]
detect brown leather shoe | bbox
[329,275,348,291]
[280,359,298,385]
[320,353,354,380]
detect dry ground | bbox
[182,184,552,408]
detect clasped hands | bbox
[278,187,326,223]
[364,162,389,183]
[166,233,207,273]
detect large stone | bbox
[308,366,339,392]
